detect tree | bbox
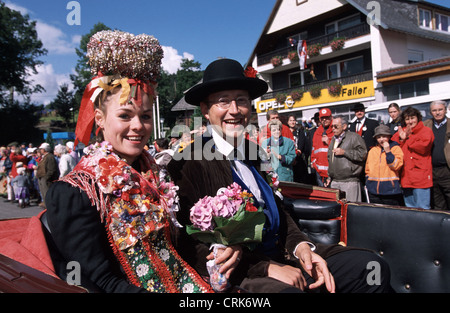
[0,100,44,146]
[0,3,47,106]
[70,22,111,107]
[48,84,76,127]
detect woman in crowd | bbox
[386,103,402,135]
[45,30,212,293]
[392,107,434,209]
[262,119,297,181]
[287,114,308,183]
[54,144,76,177]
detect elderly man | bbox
[325,115,367,202]
[424,100,450,210]
[36,143,59,207]
[168,58,391,293]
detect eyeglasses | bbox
[209,97,251,109]
[331,124,342,128]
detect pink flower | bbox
[190,196,214,231]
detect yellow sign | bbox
[256,80,374,113]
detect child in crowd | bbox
[365,124,404,206]
[11,166,31,208]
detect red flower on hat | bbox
[244,66,257,78]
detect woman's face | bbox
[376,135,390,146]
[288,116,297,128]
[95,91,153,164]
[388,107,400,120]
[404,115,419,129]
[270,125,281,139]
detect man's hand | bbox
[267,261,307,291]
[295,242,336,293]
[206,245,243,279]
[332,147,345,156]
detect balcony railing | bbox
[261,70,373,100]
[257,23,370,66]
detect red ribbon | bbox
[74,74,155,148]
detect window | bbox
[384,79,429,101]
[289,70,313,87]
[325,14,361,34]
[327,57,364,79]
[419,9,432,29]
[287,32,307,47]
[436,13,450,32]
[408,50,424,64]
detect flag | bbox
[297,40,307,70]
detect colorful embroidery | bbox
[62,141,212,293]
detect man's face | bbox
[331,118,346,137]
[354,109,365,119]
[200,89,251,144]
[430,104,446,123]
[268,113,279,121]
[320,116,332,128]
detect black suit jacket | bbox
[349,117,379,149]
[167,133,346,288]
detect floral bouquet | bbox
[186,183,265,291]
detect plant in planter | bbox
[275,93,287,104]
[327,82,343,97]
[290,89,304,101]
[271,55,283,67]
[309,85,322,99]
[287,51,298,62]
[330,37,346,51]
[307,43,323,57]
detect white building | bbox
[247,0,450,126]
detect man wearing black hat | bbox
[168,58,391,293]
[348,103,379,149]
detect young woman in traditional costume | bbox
[45,30,212,293]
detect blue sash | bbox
[231,162,280,257]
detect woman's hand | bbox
[206,245,243,279]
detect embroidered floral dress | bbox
[60,142,212,293]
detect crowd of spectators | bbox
[0,141,80,208]
[263,100,449,210]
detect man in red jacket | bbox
[311,108,334,186]
[259,109,294,143]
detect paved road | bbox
[0,198,44,220]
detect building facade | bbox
[248,0,450,126]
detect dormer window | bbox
[436,13,449,32]
[419,8,432,29]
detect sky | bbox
[4,0,450,105]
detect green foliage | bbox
[157,59,203,129]
[48,84,76,127]
[0,101,44,146]
[0,3,47,106]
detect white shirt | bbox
[210,127,315,256]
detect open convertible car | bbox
[1,181,449,293]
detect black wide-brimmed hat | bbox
[351,102,367,111]
[184,59,268,105]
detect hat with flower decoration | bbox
[184,59,268,105]
[74,30,164,147]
